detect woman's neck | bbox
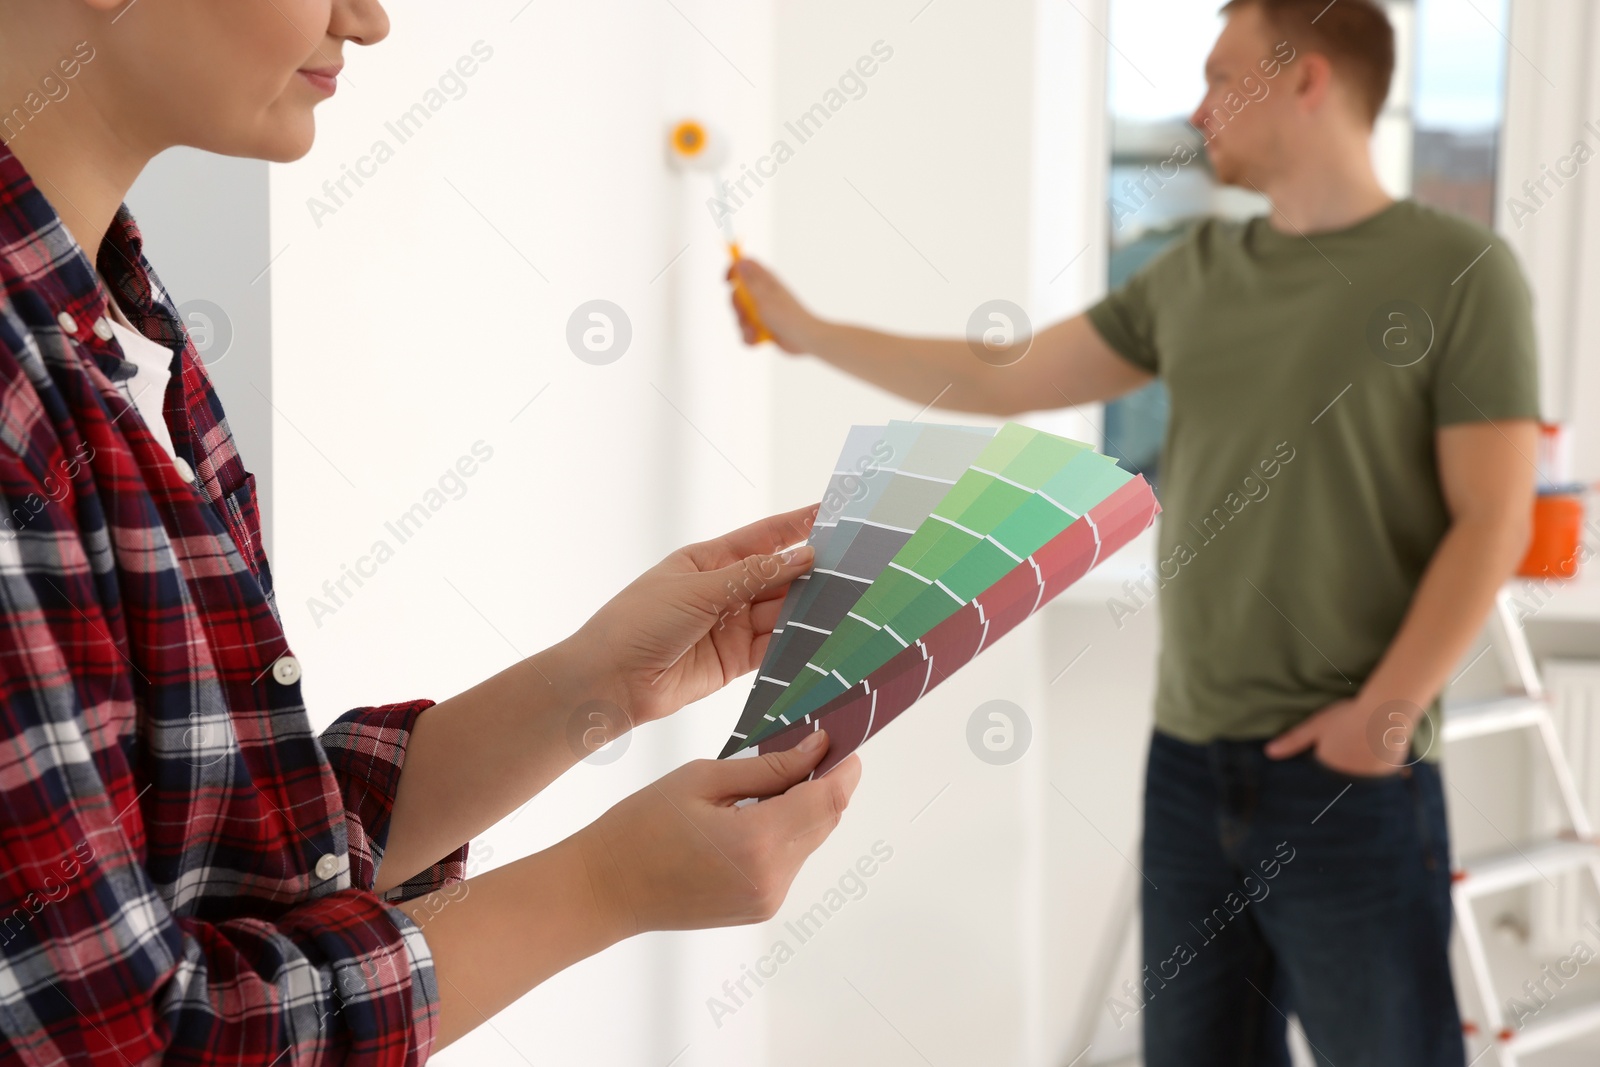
[0,49,151,262]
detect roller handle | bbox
[728,242,774,344]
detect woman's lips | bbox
[298,68,340,95]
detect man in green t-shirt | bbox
[729,1,1538,1063]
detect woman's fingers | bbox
[574,505,819,726]
[750,595,784,635]
[581,735,861,934]
[689,502,819,567]
[764,752,862,849]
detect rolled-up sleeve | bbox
[162,890,443,1067]
[320,703,470,902]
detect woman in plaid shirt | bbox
[0,2,862,1064]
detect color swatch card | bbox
[720,421,1160,776]
[721,420,997,757]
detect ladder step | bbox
[1441,695,1548,743]
[1453,838,1600,897]
[1504,997,1600,1053]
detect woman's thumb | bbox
[709,729,830,800]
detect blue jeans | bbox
[1139,730,1463,1067]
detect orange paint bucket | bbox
[1517,492,1587,579]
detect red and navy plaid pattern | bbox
[0,141,465,1067]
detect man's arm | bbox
[1266,419,1538,772]
[731,259,1153,415]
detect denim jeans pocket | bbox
[1305,749,1406,787]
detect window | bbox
[1410,0,1511,227]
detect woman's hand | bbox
[382,503,816,889]
[408,731,862,1048]
[577,730,863,936]
[569,502,818,729]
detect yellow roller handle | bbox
[728,242,773,344]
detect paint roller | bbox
[667,119,773,343]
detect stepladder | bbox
[1448,591,1600,1065]
[1066,589,1600,1066]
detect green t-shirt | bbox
[1086,200,1540,755]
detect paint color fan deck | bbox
[719,421,1160,776]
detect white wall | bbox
[257,0,1122,1061]
[763,2,1111,1065]
[1499,0,1600,479]
[268,1,776,1063]
[126,150,275,553]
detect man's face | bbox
[1188,6,1295,187]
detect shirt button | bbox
[172,457,196,483]
[92,317,115,341]
[271,655,302,685]
[314,853,340,880]
[56,311,77,334]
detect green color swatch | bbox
[742,423,1131,748]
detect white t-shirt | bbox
[103,299,179,462]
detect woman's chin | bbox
[260,119,319,163]
[199,114,319,164]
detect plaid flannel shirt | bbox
[0,142,466,1066]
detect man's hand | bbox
[728,258,823,354]
[1264,696,1418,777]
[569,502,818,728]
